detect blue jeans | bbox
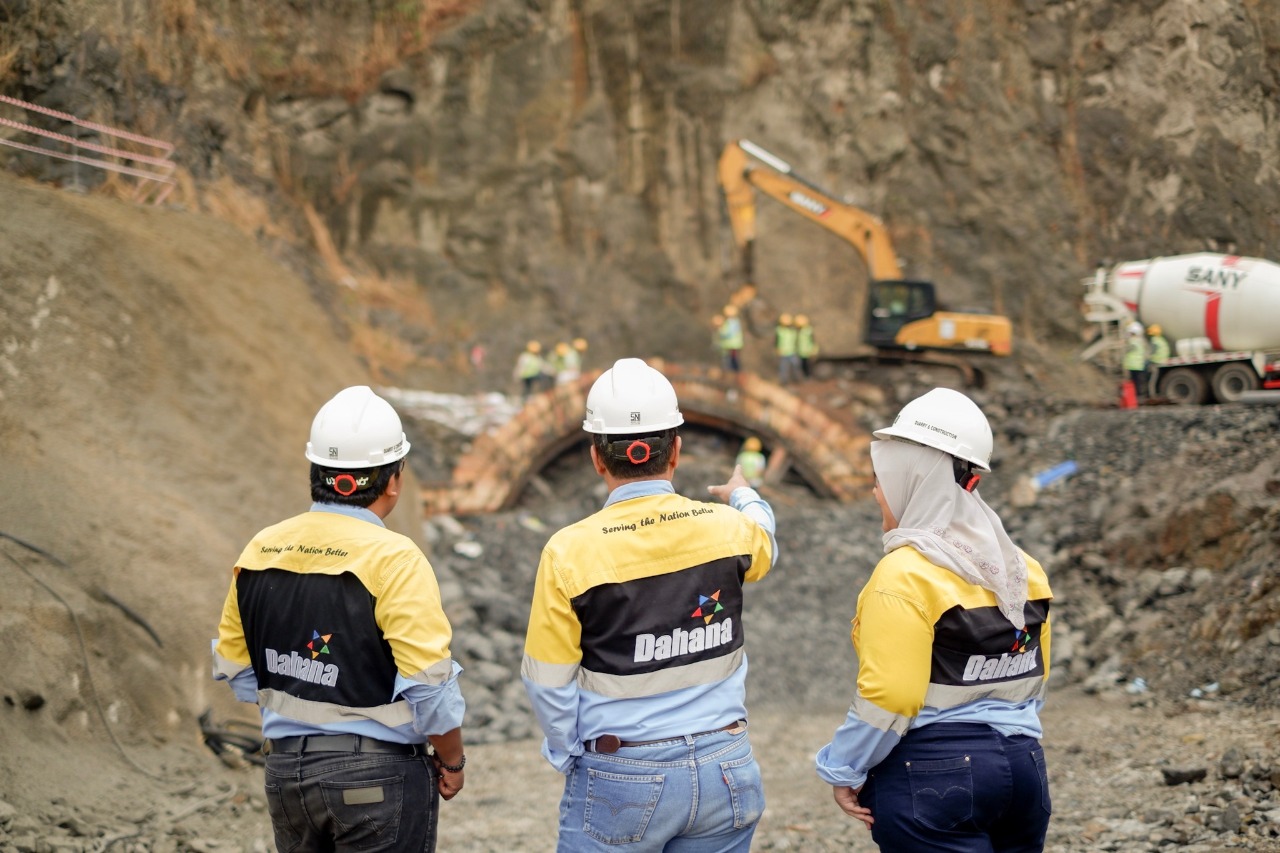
[263,749,440,852]
[557,729,764,852]
[863,723,1050,853]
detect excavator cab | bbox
[867,279,1013,354]
[866,280,937,348]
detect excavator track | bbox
[815,348,983,388]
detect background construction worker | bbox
[522,358,780,852]
[1123,321,1149,401]
[213,386,467,850]
[717,304,744,377]
[796,314,818,378]
[736,436,766,487]
[1146,323,1170,398]
[572,336,589,371]
[774,312,801,385]
[514,340,545,399]
[816,388,1053,850]
[553,341,581,385]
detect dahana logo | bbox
[307,630,334,659]
[265,630,341,687]
[633,590,734,663]
[692,590,724,625]
[962,627,1039,682]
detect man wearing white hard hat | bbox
[816,387,1055,852]
[522,358,780,852]
[213,386,467,851]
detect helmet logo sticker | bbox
[630,411,641,424]
[913,420,958,440]
[328,446,339,458]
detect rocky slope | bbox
[5,1,1280,391]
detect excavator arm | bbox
[718,139,903,280]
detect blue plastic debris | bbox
[1032,460,1079,490]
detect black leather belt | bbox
[586,721,746,754]
[265,734,424,756]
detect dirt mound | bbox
[0,174,428,814]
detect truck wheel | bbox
[1211,363,1260,403]
[1159,367,1208,406]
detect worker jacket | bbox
[797,326,817,358]
[735,450,766,485]
[1123,336,1148,371]
[515,350,544,379]
[718,317,744,350]
[816,545,1052,789]
[213,506,464,742]
[522,479,776,772]
[775,325,798,356]
[1149,334,1170,365]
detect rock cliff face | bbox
[5,0,1280,387]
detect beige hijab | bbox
[871,439,1029,629]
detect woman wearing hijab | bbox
[815,388,1054,852]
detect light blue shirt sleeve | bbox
[814,708,901,789]
[730,486,779,567]
[522,676,583,773]
[224,667,260,703]
[395,663,466,736]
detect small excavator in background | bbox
[717,139,1012,383]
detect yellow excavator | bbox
[717,139,1012,370]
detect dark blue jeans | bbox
[264,750,440,852]
[863,723,1051,853]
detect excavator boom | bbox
[718,140,904,280]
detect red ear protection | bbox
[959,472,981,492]
[626,440,652,464]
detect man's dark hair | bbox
[592,428,678,480]
[309,459,404,507]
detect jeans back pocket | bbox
[906,755,973,831]
[719,752,765,829]
[583,768,664,845]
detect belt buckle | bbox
[593,734,622,754]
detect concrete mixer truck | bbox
[1082,252,1280,404]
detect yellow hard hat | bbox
[795,314,809,326]
[723,304,739,317]
[743,436,762,452]
[712,314,725,325]
[573,337,588,351]
[555,341,570,355]
[526,340,542,353]
[1146,324,1162,336]
[779,313,793,325]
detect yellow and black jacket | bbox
[816,545,1052,788]
[522,480,775,771]
[213,506,463,741]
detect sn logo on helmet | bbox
[630,411,641,423]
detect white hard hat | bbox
[305,386,410,468]
[583,358,684,434]
[873,387,993,471]
[1127,321,1144,336]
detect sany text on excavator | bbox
[717,139,1013,367]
